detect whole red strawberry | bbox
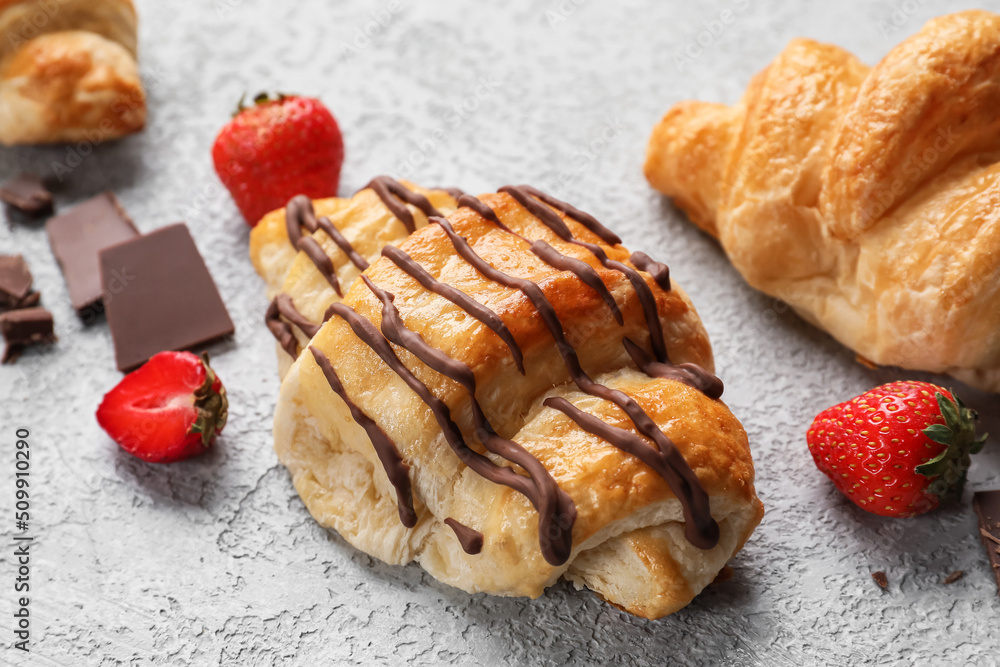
[212,93,344,226]
[807,381,987,518]
[96,351,228,463]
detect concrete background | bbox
[2,0,999,664]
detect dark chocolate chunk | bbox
[973,490,1000,597]
[46,192,139,313]
[100,223,234,372]
[1,174,53,216]
[1,307,56,363]
[0,255,36,310]
[871,571,888,590]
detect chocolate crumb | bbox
[943,571,963,585]
[871,571,888,590]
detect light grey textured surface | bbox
[2,0,999,665]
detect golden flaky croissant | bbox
[251,177,763,618]
[0,0,145,145]
[645,10,1000,393]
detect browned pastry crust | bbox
[258,182,763,618]
[645,10,1000,392]
[249,181,460,375]
[0,0,144,145]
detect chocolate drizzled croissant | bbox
[251,178,763,618]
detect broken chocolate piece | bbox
[46,192,139,313]
[1,307,56,363]
[0,255,35,310]
[973,490,1000,597]
[100,223,234,372]
[1,174,53,216]
[871,571,888,590]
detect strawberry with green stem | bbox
[807,381,987,518]
[212,93,344,226]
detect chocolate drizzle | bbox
[517,185,623,246]
[456,194,623,325]
[285,195,318,247]
[381,245,525,374]
[297,235,342,296]
[528,241,624,325]
[629,251,671,292]
[266,294,326,357]
[498,186,668,363]
[457,194,502,225]
[286,195,370,297]
[310,346,416,527]
[315,217,370,272]
[444,518,484,555]
[266,302,298,358]
[326,297,576,563]
[351,274,575,565]
[431,215,719,549]
[274,293,322,338]
[623,338,724,400]
[431,218,719,549]
[542,396,717,549]
[363,176,444,234]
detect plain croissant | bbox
[254,179,763,618]
[645,10,1000,393]
[0,0,145,145]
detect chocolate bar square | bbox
[100,223,235,372]
[46,192,139,313]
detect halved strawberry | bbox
[96,351,228,463]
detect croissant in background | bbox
[254,177,763,618]
[645,10,1000,393]
[0,0,145,145]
